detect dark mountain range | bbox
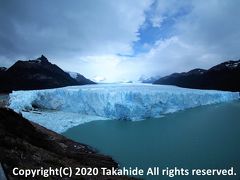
[154,60,240,92]
[0,67,7,71]
[0,67,6,76]
[0,55,95,93]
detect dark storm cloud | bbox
[0,0,151,66]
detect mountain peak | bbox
[209,59,240,71]
[0,56,95,92]
[37,55,49,62]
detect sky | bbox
[0,0,240,82]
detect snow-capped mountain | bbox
[0,55,94,92]
[154,59,240,91]
[139,75,161,83]
[209,60,240,70]
[66,71,95,85]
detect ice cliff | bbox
[9,84,239,121]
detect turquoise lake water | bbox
[63,101,240,180]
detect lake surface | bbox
[63,101,240,180]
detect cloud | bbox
[120,0,240,80]
[1,0,240,82]
[0,0,152,60]
[148,0,190,28]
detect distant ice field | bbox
[9,83,239,133]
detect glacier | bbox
[9,84,239,133]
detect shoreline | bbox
[0,108,134,179]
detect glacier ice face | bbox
[8,84,239,132]
[9,84,239,121]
